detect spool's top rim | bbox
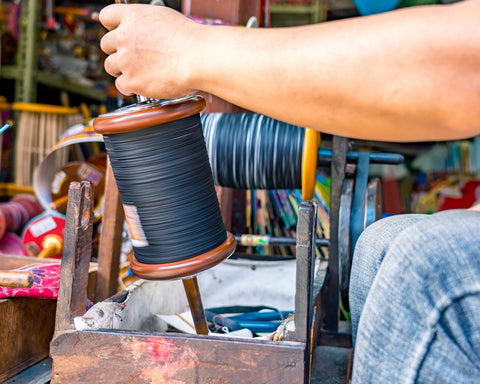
[99,94,198,118]
[93,94,205,135]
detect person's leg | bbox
[352,210,480,383]
[349,213,426,343]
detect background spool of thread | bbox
[0,233,25,256]
[33,121,105,217]
[201,113,304,190]
[21,213,66,259]
[0,194,44,240]
[49,161,106,219]
[94,97,235,275]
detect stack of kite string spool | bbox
[0,194,44,255]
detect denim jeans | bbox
[349,209,480,383]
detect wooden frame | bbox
[49,176,324,383]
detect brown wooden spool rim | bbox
[129,232,236,280]
[93,95,206,135]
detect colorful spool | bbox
[49,161,106,218]
[21,213,66,259]
[0,194,44,239]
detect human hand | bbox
[99,4,201,98]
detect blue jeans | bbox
[349,210,480,383]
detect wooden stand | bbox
[49,179,322,383]
[48,138,402,383]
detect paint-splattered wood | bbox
[94,159,124,302]
[0,298,56,382]
[50,330,305,384]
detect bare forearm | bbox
[99,1,480,142]
[190,1,480,142]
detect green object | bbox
[397,0,440,7]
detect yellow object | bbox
[11,102,78,115]
[0,183,34,197]
[0,96,10,110]
[80,103,91,120]
[38,235,63,259]
[301,128,321,201]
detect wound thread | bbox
[104,113,227,265]
[201,113,304,190]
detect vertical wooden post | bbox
[94,159,125,302]
[292,201,317,384]
[54,181,94,332]
[324,135,348,333]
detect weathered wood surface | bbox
[55,181,94,333]
[94,159,124,302]
[0,298,56,382]
[291,202,318,384]
[51,330,305,384]
[0,254,59,271]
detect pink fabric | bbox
[0,263,61,299]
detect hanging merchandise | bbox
[12,103,82,187]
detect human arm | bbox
[99,1,480,142]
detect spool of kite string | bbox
[93,95,236,334]
[201,113,320,200]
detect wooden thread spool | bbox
[93,95,236,335]
[22,213,66,258]
[200,113,321,200]
[49,161,106,220]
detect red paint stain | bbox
[145,338,174,362]
[131,337,199,382]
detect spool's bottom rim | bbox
[129,232,236,280]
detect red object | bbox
[11,194,44,218]
[0,195,44,238]
[0,263,61,299]
[21,214,66,258]
[439,180,480,210]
